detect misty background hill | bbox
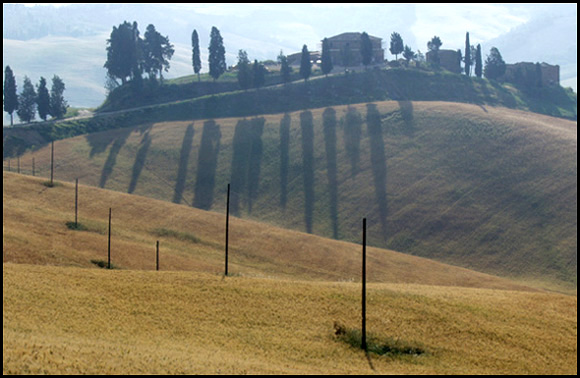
[3,3,577,125]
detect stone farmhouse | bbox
[287,32,384,68]
[503,62,560,87]
[326,32,384,67]
[425,49,461,74]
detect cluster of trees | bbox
[104,21,175,86]
[3,66,68,125]
[104,22,230,86]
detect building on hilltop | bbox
[287,51,321,67]
[502,62,560,87]
[326,32,384,67]
[425,49,461,74]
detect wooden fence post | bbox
[156,240,160,271]
[108,208,112,269]
[75,178,79,227]
[225,183,230,276]
[50,141,54,186]
[362,217,367,351]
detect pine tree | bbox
[402,45,416,66]
[36,77,50,121]
[191,29,202,81]
[142,24,174,81]
[17,76,36,123]
[321,38,333,77]
[49,75,68,119]
[484,47,506,81]
[3,66,18,126]
[389,32,404,61]
[299,45,311,82]
[208,26,226,81]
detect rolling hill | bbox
[8,100,577,292]
[3,171,577,374]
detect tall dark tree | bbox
[36,77,50,121]
[464,32,471,76]
[321,37,333,77]
[208,26,226,81]
[17,76,36,123]
[402,45,416,66]
[389,32,404,61]
[49,75,68,119]
[191,29,202,81]
[104,21,141,85]
[3,66,18,126]
[484,47,506,81]
[474,44,483,78]
[299,44,311,82]
[236,50,252,90]
[142,24,174,81]
[252,60,266,89]
[360,32,373,67]
[278,50,292,85]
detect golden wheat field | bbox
[2,172,577,374]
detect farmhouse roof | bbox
[327,32,382,42]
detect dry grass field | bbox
[2,172,577,374]
[3,172,533,289]
[3,264,576,374]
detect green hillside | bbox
[12,101,577,292]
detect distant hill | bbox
[10,101,577,292]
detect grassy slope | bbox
[3,263,577,374]
[2,173,577,374]
[12,101,577,292]
[3,172,531,290]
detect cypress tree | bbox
[299,45,311,82]
[17,76,36,123]
[464,32,471,76]
[3,66,18,126]
[191,29,202,81]
[208,26,226,81]
[474,44,482,78]
[36,77,50,121]
[321,38,333,77]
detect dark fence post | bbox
[362,217,367,351]
[108,208,112,269]
[32,157,35,176]
[50,141,54,186]
[225,183,230,276]
[156,240,160,271]
[75,178,79,227]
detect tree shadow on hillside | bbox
[366,104,388,240]
[127,130,152,194]
[397,100,415,136]
[229,118,265,215]
[343,106,363,178]
[300,111,315,234]
[193,120,221,210]
[172,124,195,204]
[323,107,339,239]
[279,113,291,209]
[98,127,135,188]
